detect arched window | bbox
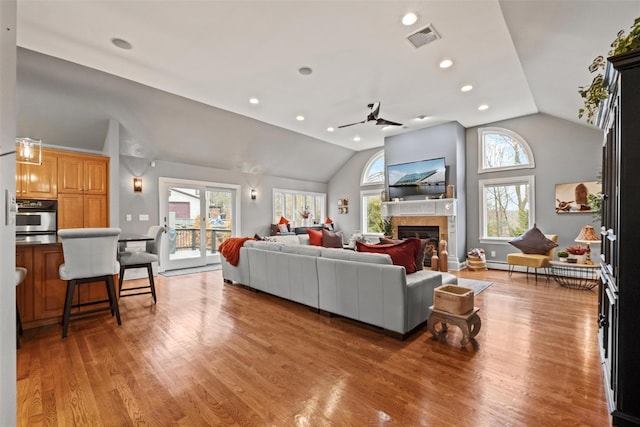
[478,127,535,173]
[361,150,385,185]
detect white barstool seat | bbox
[58,227,121,338]
[118,226,164,303]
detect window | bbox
[361,150,385,185]
[479,176,535,241]
[361,190,383,234]
[478,127,534,173]
[273,189,325,227]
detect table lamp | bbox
[575,225,600,265]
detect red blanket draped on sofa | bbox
[219,237,255,266]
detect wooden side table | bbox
[427,306,481,347]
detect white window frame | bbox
[272,188,326,228]
[479,175,535,244]
[361,149,385,186]
[478,127,535,173]
[361,189,384,236]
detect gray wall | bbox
[0,1,17,425]
[120,155,327,238]
[384,121,467,263]
[465,113,603,265]
[327,148,378,237]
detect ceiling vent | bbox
[406,24,440,49]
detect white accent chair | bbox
[15,267,27,348]
[117,226,164,303]
[58,227,122,338]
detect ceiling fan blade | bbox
[368,101,381,120]
[337,120,366,128]
[376,118,403,126]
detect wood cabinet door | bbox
[84,158,108,195]
[23,151,58,199]
[84,195,108,227]
[15,163,23,195]
[57,155,84,194]
[16,246,34,322]
[57,194,85,230]
[33,245,66,320]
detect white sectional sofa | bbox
[221,237,458,338]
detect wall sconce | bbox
[133,177,143,193]
[16,137,42,165]
[250,188,257,200]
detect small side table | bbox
[549,261,600,290]
[427,306,481,347]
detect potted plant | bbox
[557,250,569,262]
[566,245,588,263]
[579,17,640,124]
[379,218,393,238]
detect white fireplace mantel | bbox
[381,198,456,217]
[382,198,461,270]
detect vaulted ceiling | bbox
[14,0,640,181]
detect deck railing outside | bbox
[170,228,231,253]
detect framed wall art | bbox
[555,181,601,214]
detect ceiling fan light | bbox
[401,12,418,26]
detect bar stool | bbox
[58,227,122,338]
[15,267,27,348]
[118,226,164,303]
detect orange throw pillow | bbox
[307,228,323,246]
[356,238,421,274]
[278,216,289,225]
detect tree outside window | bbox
[480,176,534,240]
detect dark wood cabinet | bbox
[598,49,640,427]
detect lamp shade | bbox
[16,137,42,165]
[575,225,600,243]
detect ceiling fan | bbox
[338,101,403,128]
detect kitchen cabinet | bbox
[15,149,58,199]
[57,153,108,195]
[57,152,109,229]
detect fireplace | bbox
[398,225,439,267]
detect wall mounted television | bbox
[387,157,446,199]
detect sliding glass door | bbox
[159,178,240,271]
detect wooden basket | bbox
[434,285,474,315]
[467,254,488,271]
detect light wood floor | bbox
[17,269,611,426]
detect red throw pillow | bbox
[307,228,323,246]
[356,238,421,274]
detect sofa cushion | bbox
[509,224,558,254]
[307,228,323,246]
[380,237,429,269]
[322,229,343,248]
[264,234,301,245]
[356,238,421,274]
[321,248,392,265]
[249,241,285,251]
[281,245,323,257]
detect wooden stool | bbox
[427,306,481,347]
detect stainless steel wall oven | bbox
[16,199,57,244]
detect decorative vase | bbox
[439,240,449,272]
[559,257,568,263]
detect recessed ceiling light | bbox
[439,59,453,69]
[461,85,473,92]
[415,115,430,121]
[478,104,489,111]
[298,66,313,76]
[111,38,132,50]
[249,98,259,104]
[401,12,418,26]
[327,127,335,132]
[353,136,361,142]
[296,115,305,121]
